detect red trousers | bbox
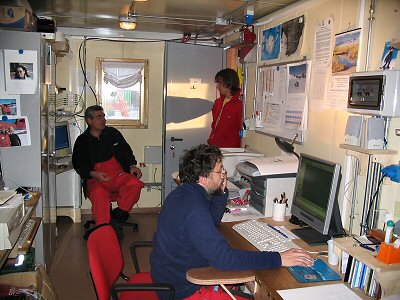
[185,286,252,300]
[87,157,144,224]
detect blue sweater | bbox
[150,183,281,300]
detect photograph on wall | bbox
[0,116,31,148]
[0,94,20,117]
[380,41,399,70]
[281,15,305,58]
[288,63,307,94]
[4,49,37,94]
[331,29,361,75]
[261,25,282,61]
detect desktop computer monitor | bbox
[55,122,71,158]
[290,154,345,245]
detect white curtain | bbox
[102,61,143,89]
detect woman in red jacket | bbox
[207,68,243,148]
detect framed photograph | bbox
[96,58,149,128]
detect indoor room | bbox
[0,0,399,299]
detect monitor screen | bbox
[55,122,71,158]
[290,154,344,245]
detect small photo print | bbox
[380,41,398,70]
[0,116,30,147]
[0,98,17,116]
[9,63,34,80]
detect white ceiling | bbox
[29,0,301,38]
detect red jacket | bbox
[207,94,243,148]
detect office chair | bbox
[87,224,175,300]
[83,191,139,240]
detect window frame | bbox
[96,57,149,128]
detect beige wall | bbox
[56,0,400,228]
[243,0,400,232]
[56,39,165,209]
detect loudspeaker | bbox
[365,117,385,149]
[344,115,363,146]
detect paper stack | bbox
[0,194,24,250]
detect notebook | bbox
[288,258,342,283]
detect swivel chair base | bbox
[83,219,139,240]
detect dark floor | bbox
[48,212,160,300]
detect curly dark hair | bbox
[214,68,241,96]
[179,144,223,183]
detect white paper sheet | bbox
[222,206,263,222]
[277,283,362,300]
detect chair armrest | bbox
[111,283,175,300]
[186,266,255,285]
[130,240,153,273]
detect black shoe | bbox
[111,207,129,223]
[110,219,124,241]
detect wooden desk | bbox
[0,193,41,269]
[187,217,370,300]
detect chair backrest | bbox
[88,224,124,300]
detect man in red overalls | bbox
[72,105,144,238]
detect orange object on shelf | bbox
[377,242,400,264]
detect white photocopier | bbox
[236,155,298,217]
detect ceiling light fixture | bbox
[119,0,137,30]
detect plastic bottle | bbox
[384,220,395,244]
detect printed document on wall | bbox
[285,61,310,130]
[259,66,286,127]
[4,50,38,95]
[310,17,334,111]
[326,29,361,109]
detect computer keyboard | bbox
[17,219,36,249]
[55,156,71,166]
[232,219,301,252]
[0,190,17,205]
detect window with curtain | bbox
[96,58,149,128]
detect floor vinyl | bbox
[48,212,160,300]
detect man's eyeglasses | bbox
[211,167,227,176]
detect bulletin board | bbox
[255,60,311,144]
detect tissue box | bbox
[377,242,400,264]
[0,6,36,31]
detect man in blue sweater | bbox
[150,144,314,300]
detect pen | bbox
[359,243,376,252]
[267,224,288,238]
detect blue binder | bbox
[288,258,342,283]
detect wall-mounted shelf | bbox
[339,144,398,156]
[334,237,400,297]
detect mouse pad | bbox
[288,258,342,283]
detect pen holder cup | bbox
[272,202,286,221]
[377,242,400,264]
